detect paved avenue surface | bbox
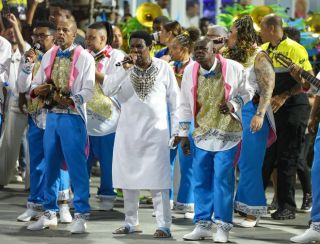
[0,178,312,244]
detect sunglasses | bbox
[212,37,227,44]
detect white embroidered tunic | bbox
[103,58,180,189]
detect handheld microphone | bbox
[115,58,133,67]
[25,43,41,63]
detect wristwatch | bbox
[255,111,264,117]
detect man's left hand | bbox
[219,102,234,114]
[250,115,264,132]
[53,93,74,107]
[18,93,28,114]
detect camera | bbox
[150,32,161,44]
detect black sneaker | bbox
[271,208,295,220]
[267,199,278,213]
[300,194,312,213]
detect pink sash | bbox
[44,45,83,88]
[191,54,232,119]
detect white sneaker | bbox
[290,228,320,243]
[27,211,57,230]
[184,212,195,219]
[11,174,23,183]
[214,226,229,243]
[175,203,194,214]
[239,217,259,228]
[59,204,72,223]
[183,221,212,240]
[17,208,40,222]
[170,200,174,210]
[70,214,88,234]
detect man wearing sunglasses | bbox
[206,25,228,53]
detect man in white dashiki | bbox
[27,19,95,234]
[103,31,180,238]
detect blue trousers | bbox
[169,124,194,205]
[169,149,176,201]
[311,126,320,222]
[27,116,69,204]
[235,101,269,215]
[0,113,2,137]
[87,133,116,197]
[193,145,237,224]
[43,113,90,214]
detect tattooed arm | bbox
[251,52,275,132]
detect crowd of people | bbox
[0,0,320,243]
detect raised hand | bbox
[6,13,19,27]
[25,49,38,64]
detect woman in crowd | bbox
[168,27,200,218]
[155,20,183,61]
[226,15,276,227]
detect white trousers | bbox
[123,189,172,229]
[0,102,28,185]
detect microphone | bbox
[115,57,134,67]
[25,43,41,63]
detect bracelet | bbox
[255,111,264,117]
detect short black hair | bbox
[130,31,153,47]
[2,14,21,30]
[153,16,170,25]
[283,27,301,43]
[50,0,73,13]
[263,14,283,28]
[187,1,198,9]
[88,21,113,45]
[32,20,56,33]
[200,17,210,23]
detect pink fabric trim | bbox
[44,45,83,89]
[85,137,90,157]
[68,46,83,88]
[61,161,68,171]
[191,55,232,119]
[44,45,59,80]
[97,63,103,72]
[60,136,89,171]
[267,129,276,147]
[105,45,113,54]
[215,54,231,101]
[265,111,277,147]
